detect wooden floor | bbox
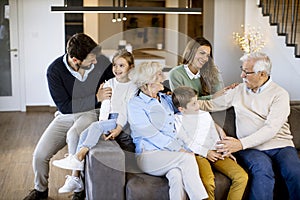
[0,111,74,200]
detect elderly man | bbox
[198,52,300,200]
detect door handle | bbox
[9,48,18,52]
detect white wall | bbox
[20,0,64,106]
[83,0,123,49]
[97,0,122,49]
[209,0,245,87]
[165,0,179,68]
[203,0,214,45]
[17,0,300,109]
[209,0,300,100]
[245,0,300,100]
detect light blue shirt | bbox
[128,91,184,154]
[63,54,94,82]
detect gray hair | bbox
[128,61,163,88]
[240,52,272,75]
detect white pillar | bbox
[83,0,99,42]
[165,0,179,68]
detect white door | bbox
[0,0,22,111]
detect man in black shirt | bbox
[24,33,114,200]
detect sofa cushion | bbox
[211,107,236,138]
[214,171,231,200]
[85,140,125,200]
[289,103,300,150]
[115,131,136,152]
[125,169,233,200]
[126,173,169,200]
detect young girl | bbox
[52,49,137,194]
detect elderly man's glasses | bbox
[240,66,256,75]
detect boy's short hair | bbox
[172,86,198,108]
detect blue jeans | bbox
[76,119,117,152]
[236,147,300,200]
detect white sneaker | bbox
[52,154,84,171]
[58,175,84,193]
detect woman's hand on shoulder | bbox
[226,82,239,90]
[212,82,240,99]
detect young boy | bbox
[172,86,248,200]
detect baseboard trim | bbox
[26,106,57,113]
[25,101,300,112]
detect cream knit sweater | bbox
[99,78,137,130]
[198,81,294,150]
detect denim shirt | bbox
[128,91,184,154]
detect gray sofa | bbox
[84,102,300,200]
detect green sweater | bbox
[198,81,294,151]
[169,65,222,100]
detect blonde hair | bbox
[128,61,163,88]
[112,49,134,68]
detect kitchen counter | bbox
[132,49,165,59]
[102,48,166,67]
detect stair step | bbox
[259,0,300,58]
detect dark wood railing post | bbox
[290,0,295,44]
[293,0,299,44]
[281,0,286,33]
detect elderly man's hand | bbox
[216,136,243,156]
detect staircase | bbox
[259,0,300,58]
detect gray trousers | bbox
[136,151,208,200]
[32,110,98,191]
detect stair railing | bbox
[259,0,300,58]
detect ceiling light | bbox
[51,6,202,14]
[112,13,117,23]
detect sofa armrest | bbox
[85,140,125,200]
[289,103,300,150]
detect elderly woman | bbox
[127,61,208,200]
